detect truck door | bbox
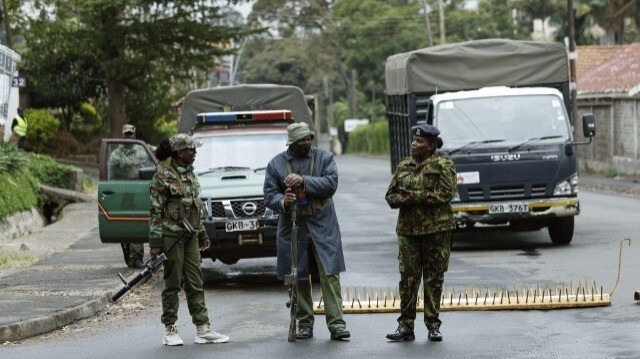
[98,139,157,243]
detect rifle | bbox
[111,219,196,302]
[284,185,299,342]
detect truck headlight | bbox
[554,173,578,196]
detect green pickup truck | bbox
[98,84,315,264]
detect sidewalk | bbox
[0,199,134,343]
[0,174,639,343]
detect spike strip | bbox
[312,282,612,314]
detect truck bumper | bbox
[453,197,580,224]
[202,218,278,263]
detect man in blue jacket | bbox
[263,122,350,341]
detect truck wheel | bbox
[548,216,574,245]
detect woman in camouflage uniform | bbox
[384,124,456,342]
[149,134,229,346]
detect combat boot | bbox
[162,324,184,346]
[195,321,229,344]
[386,325,415,342]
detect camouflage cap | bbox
[169,133,202,152]
[286,122,315,146]
[122,124,136,135]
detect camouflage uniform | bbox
[107,145,149,180]
[385,152,456,331]
[149,133,210,326]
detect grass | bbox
[0,249,36,266]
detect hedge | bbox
[0,143,79,217]
[346,121,389,155]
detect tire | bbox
[548,216,574,245]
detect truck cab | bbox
[432,86,591,244]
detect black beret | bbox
[411,124,440,137]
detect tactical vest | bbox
[14,115,27,136]
[286,149,331,218]
[163,165,204,231]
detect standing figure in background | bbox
[11,107,27,149]
[385,124,456,342]
[108,124,148,268]
[263,122,350,341]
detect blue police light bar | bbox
[197,110,293,124]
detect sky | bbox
[235,1,254,19]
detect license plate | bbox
[225,219,259,232]
[489,203,529,214]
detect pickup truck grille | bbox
[466,183,547,201]
[201,198,267,219]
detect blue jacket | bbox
[263,147,346,279]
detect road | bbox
[3,154,640,358]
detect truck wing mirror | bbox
[138,166,157,180]
[582,113,595,138]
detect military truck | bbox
[385,39,595,244]
[98,84,314,264]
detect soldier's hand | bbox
[150,246,162,257]
[199,238,210,252]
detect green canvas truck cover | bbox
[179,84,314,133]
[385,39,568,95]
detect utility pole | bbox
[418,0,433,47]
[438,0,446,44]
[567,0,578,125]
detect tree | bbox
[24,0,252,137]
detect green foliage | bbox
[25,109,60,153]
[346,121,389,155]
[70,102,104,139]
[27,154,77,189]
[604,165,618,178]
[0,142,29,173]
[0,168,40,218]
[22,1,255,137]
[0,142,81,217]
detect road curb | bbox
[0,294,109,343]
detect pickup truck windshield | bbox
[436,94,570,151]
[193,133,287,173]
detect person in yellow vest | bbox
[11,107,27,149]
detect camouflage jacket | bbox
[149,160,206,247]
[385,152,456,235]
[107,144,149,180]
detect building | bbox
[576,44,640,176]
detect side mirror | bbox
[582,113,596,138]
[138,166,157,180]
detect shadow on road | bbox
[201,258,280,289]
[452,226,555,254]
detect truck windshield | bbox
[435,94,570,151]
[193,133,287,173]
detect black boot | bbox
[386,325,415,342]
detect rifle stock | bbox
[112,219,195,302]
[284,187,299,342]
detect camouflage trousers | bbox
[160,233,209,326]
[397,231,452,330]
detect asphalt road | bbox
[3,154,640,358]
